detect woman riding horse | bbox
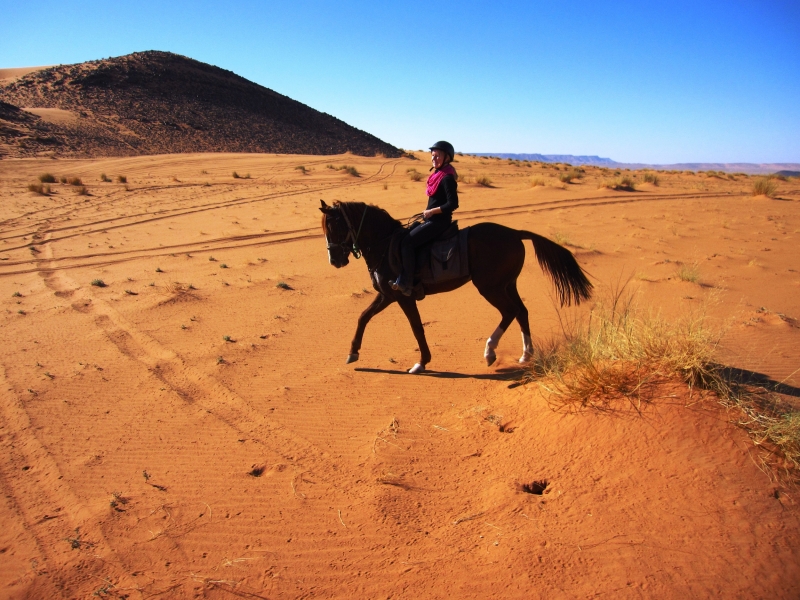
[390,141,459,296]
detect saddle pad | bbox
[420,226,470,286]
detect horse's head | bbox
[319,200,351,268]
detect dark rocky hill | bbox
[0,51,400,158]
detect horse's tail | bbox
[518,230,593,306]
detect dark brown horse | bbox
[320,200,592,374]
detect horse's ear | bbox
[319,199,328,212]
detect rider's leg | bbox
[394,219,450,294]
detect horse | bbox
[319,200,592,374]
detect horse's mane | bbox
[321,201,402,236]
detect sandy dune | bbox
[0,67,49,82]
[1,153,798,598]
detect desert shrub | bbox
[642,172,660,185]
[752,177,777,198]
[407,169,423,182]
[522,287,800,475]
[530,177,546,187]
[76,186,89,196]
[599,176,636,191]
[27,182,51,195]
[559,169,584,184]
[295,165,308,174]
[773,174,788,181]
[476,175,493,187]
[675,262,700,283]
[38,173,56,183]
[117,175,127,183]
[232,171,240,179]
[59,176,67,183]
[68,177,83,186]
[100,173,110,182]
[91,279,106,287]
[341,165,359,177]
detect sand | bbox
[1,153,798,598]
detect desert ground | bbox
[0,152,799,598]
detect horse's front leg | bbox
[347,293,395,364]
[397,297,431,374]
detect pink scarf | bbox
[426,164,457,197]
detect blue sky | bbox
[2,1,798,163]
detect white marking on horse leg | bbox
[519,333,534,363]
[408,363,425,374]
[346,353,359,364]
[484,326,505,366]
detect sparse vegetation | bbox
[341,165,359,177]
[276,281,293,290]
[407,168,423,182]
[27,182,51,195]
[599,176,636,191]
[232,171,241,179]
[38,173,56,183]
[559,169,584,184]
[117,175,127,183]
[642,172,660,185]
[675,262,700,283]
[530,177,546,187]
[68,176,82,186]
[155,267,164,273]
[76,186,89,196]
[295,165,308,174]
[476,175,493,187]
[523,283,800,472]
[752,177,777,198]
[91,279,106,287]
[100,173,110,182]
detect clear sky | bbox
[2,0,798,163]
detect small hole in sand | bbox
[522,480,548,495]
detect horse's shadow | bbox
[354,367,525,387]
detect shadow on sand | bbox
[354,366,526,388]
[717,365,800,399]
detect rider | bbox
[391,141,459,296]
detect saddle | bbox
[389,221,471,300]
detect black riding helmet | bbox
[429,141,455,163]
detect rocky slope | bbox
[0,51,400,158]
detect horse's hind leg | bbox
[476,286,520,366]
[507,282,533,363]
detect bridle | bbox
[326,204,368,260]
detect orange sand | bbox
[1,153,799,598]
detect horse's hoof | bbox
[519,352,533,364]
[408,363,425,374]
[345,353,359,364]
[485,354,497,367]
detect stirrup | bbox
[390,278,413,296]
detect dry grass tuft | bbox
[27,182,51,195]
[524,282,800,476]
[406,168,423,182]
[476,174,493,187]
[675,262,700,283]
[38,173,56,183]
[642,172,660,185]
[599,176,636,191]
[530,177,546,187]
[752,177,777,198]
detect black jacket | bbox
[426,173,458,220]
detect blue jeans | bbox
[400,218,451,283]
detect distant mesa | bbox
[0,51,400,159]
[474,153,800,176]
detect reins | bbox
[337,204,368,260]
